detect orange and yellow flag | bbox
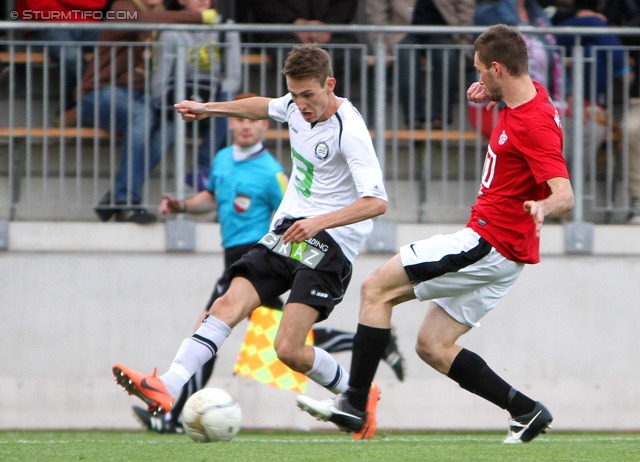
[233,306,314,393]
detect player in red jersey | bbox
[296,24,574,443]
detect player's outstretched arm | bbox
[175,97,272,122]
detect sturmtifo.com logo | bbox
[12,10,138,20]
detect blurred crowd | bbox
[4,0,640,223]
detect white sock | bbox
[305,346,350,394]
[160,315,231,396]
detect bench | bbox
[0,50,272,66]
[0,126,480,145]
[0,126,110,139]
[0,51,49,64]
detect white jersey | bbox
[268,94,387,262]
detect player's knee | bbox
[207,293,249,328]
[273,339,304,373]
[208,294,229,316]
[361,273,384,307]
[415,338,444,371]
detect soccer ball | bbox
[181,388,242,442]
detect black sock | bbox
[344,323,390,411]
[448,348,535,415]
[505,389,537,417]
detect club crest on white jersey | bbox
[314,141,329,160]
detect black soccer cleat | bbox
[132,406,183,434]
[296,394,367,433]
[503,401,553,444]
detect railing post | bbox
[368,35,396,253]
[565,38,594,254]
[174,45,187,213]
[571,42,585,223]
[373,34,386,177]
[166,44,195,252]
[7,43,16,220]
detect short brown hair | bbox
[282,43,334,85]
[474,24,529,77]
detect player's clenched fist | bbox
[467,82,499,111]
[467,82,489,104]
[174,100,208,122]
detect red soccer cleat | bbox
[112,363,175,415]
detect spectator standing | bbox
[80,0,220,223]
[398,0,475,130]
[18,0,108,118]
[363,0,416,56]
[153,0,242,191]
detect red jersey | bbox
[467,82,568,264]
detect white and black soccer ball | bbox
[181,388,242,442]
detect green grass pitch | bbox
[2,430,640,461]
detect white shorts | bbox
[399,228,524,328]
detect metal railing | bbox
[1,22,639,226]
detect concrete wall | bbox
[1,221,640,432]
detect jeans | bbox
[30,29,99,110]
[159,90,230,172]
[80,86,163,204]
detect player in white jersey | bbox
[268,93,385,262]
[112,43,388,440]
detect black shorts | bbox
[203,243,284,311]
[227,219,353,322]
